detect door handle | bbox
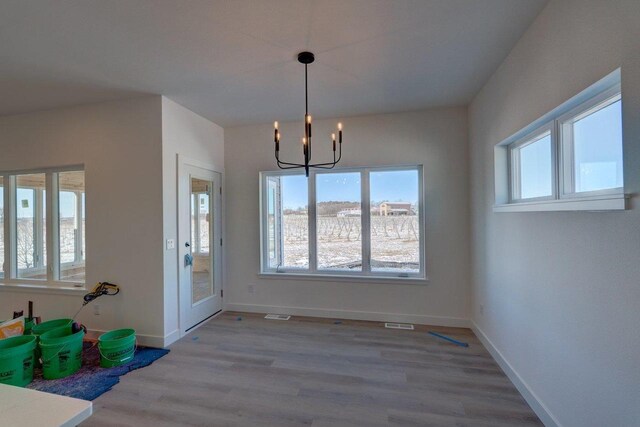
[184,253,193,267]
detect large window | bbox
[261,165,424,279]
[495,71,624,212]
[0,168,86,287]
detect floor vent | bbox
[265,314,291,321]
[385,322,414,330]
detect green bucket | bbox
[40,325,84,380]
[24,318,36,335]
[98,329,136,368]
[31,318,73,368]
[0,335,37,387]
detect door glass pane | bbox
[59,171,85,282]
[316,172,362,271]
[191,178,213,304]
[370,170,420,273]
[16,174,46,279]
[0,180,4,279]
[573,99,623,192]
[518,134,552,199]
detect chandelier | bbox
[273,51,343,177]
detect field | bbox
[280,214,420,272]
[0,217,82,274]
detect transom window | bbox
[495,70,624,212]
[260,165,425,279]
[0,168,85,286]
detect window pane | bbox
[573,99,623,192]
[519,134,552,199]
[266,175,309,269]
[59,171,85,282]
[199,193,210,254]
[370,170,420,273]
[316,172,362,271]
[16,174,46,279]
[0,180,4,279]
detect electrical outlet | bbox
[479,304,484,315]
[94,304,100,316]
[166,239,175,250]
[247,285,255,294]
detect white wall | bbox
[0,97,166,344]
[161,98,224,343]
[225,108,470,326]
[469,1,640,426]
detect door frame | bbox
[177,155,224,337]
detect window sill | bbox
[0,282,87,296]
[258,272,429,285]
[493,193,629,212]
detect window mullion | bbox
[308,171,317,273]
[4,175,14,279]
[47,173,59,281]
[361,170,371,274]
[75,191,83,262]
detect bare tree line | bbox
[283,214,419,243]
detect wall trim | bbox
[163,329,181,347]
[471,320,562,427]
[225,303,470,328]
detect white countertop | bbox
[0,383,92,427]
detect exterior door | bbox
[179,164,222,332]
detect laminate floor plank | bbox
[83,312,541,426]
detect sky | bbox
[281,170,419,209]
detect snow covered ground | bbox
[281,214,420,272]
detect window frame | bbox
[259,164,426,281]
[507,122,557,204]
[496,70,626,212]
[0,166,86,290]
[557,85,623,199]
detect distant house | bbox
[379,202,414,216]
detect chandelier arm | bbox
[308,163,337,169]
[308,161,338,167]
[277,164,308,170]
[276,151,309,168]
[277,158,308,167]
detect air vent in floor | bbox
[265,314,291,321]
[385,322,414,330]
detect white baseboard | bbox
[163,329,180,347]
[88,329,167,348]
[225,303,470,328]
[471,321,561,427]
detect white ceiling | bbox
[0,0,547,127]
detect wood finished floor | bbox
[83,312,542,427]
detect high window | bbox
[0,168,86,287]
[261,165,425,279]
[495,70,624,212]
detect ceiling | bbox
[0,0,547,127]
